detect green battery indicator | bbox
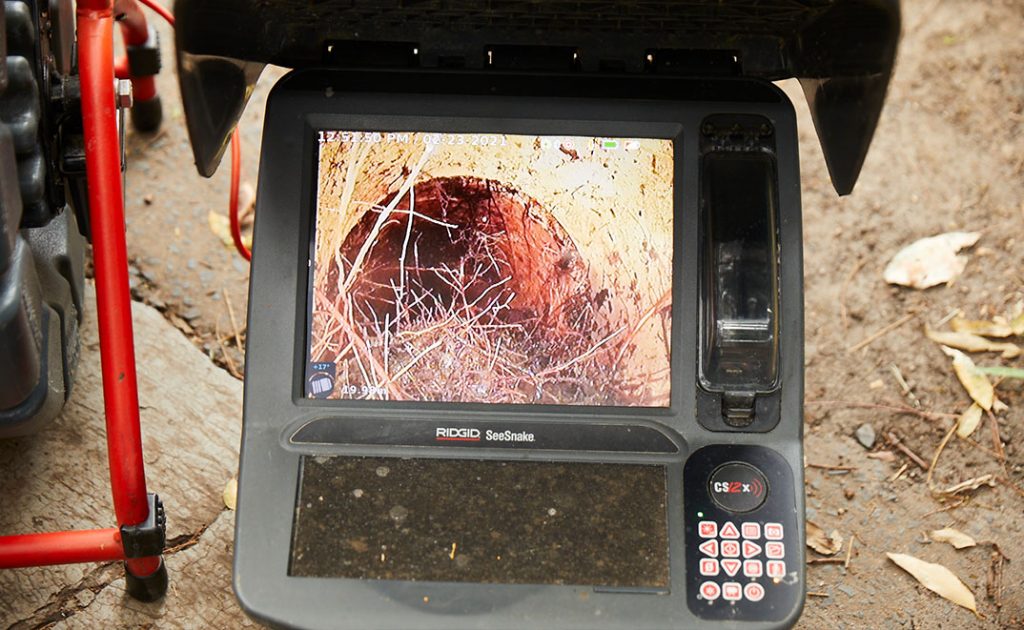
[602,138,619,149]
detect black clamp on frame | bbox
[124,25,164,132]
[120,492,166,559]
[125,26,161,78]
[121,493,169,602]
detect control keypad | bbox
[696,520,787,595]
[685,446,802,623]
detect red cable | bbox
[134,0,251,261]
[135,0,174,26]
[229,129,251,260]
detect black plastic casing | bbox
[236,69,805,630]
[173,1,900,197]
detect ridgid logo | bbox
[435,427,481,442]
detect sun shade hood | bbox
[173,0,899,195]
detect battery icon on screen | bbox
[602,139,619,149]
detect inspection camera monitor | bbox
[231,68,806,630]
[177,4,898,629]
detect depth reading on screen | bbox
[306,131,675,407]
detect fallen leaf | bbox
[886,552,977,613]
[930,528,976,550]
[167,313,195,336]
[867,451,897,462]
[951,317,1013,338]
[943,474,996,495]
[1011,312,1024,336]
[806,521,844,556]
[926,326,1021,359]
[208,211,254,251]
[223,477,238,510]
[956,403,984,438]
[883,232,980,289]
[941,346,994,410]
[238,181,257,224]
[976,366,1024,380]
[208,211,233,248]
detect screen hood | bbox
[173,0,900,196]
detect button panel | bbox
[685,445,802,623]
[695,520,783,597]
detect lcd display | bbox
[307,131,674,406]
[290,456,669,587]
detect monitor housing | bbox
[236,69,805,630]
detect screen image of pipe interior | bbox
[307,132,674,406]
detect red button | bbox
[742,541,762,558]
[721,540,740,558]
[720,521,740,539]
[767,560,786,578]
[698,539,719,557]
[699,558,720,577]
[765,542,785,559]
[721,559,742,577]
[700,581,721,601]
[741,522,761,539]
[764,523,784,540]
[744,582,766,602]
[699,521,718,538]
[722,582,742,601]
[743,559,763,577]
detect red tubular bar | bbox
[0,0,165,582]
[0,530,125,569]
[76,0,160,578]
[114,55,129,79]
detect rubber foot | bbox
[124,558,168,602]
[131,96,163,134]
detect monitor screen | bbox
[306,130,674,407]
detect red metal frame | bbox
[0,0,163,582]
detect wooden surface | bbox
[0,284,252,628]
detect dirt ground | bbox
[11,0,1022,627]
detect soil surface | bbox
[56,0,1024,626]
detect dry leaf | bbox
[238,181,257,223]
[941,346,994,410]
[943,474,995,495]
[956,403,984,439]
[208,211,254,251]
[951,317,1013,338]
[867,451,897,462]
[223,477,238,510]
[883,232,980,289]
[886,552,977,613]
[926,326,1021,359]
[806,521,844,555]
[978,366,1024,380]
[1011,311,1024,336]
[929,528,977,550]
